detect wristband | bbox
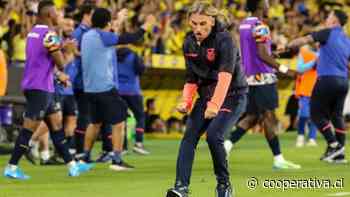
[278,64,289,74]
[54,70,61,77]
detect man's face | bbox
[189,13,215,42]
[325,11,339,28]
[63,18,75,37]
[48,6,59,26]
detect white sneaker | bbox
[273,159,301,170]
[306,139,317,147]
[296,135,305,148]
[121,150,129,156]
[224,140,233,155]
[109,161,134,171]
[331,154,348,164]
[133,143,150,155]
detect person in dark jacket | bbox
[99,46,150,156]
[166,2,248,197]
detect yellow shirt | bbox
[344,7,350,36]
[10,11,20,23]
[54,0,66,9]
[268,4,284,19]
[165,30,186,55]
[12,35,26,61]
[0,26,8,38]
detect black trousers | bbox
[311,76,348,132]
[74,90,91,133]
[120,95,145,132]
[175,94,247,187]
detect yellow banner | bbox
[152,54,185,69]
[151,54,297,71]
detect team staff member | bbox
[55,17,79,155]
[81,8,155,170]
[98,45,149,160]
[71,3,95,156]
[288,10,350,163]
[117,46,149,155]
[166,2,248,197]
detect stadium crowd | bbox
[1,0,350,133]
[0,1,349,197]
[1,0,350,67]
[0,0,349,147]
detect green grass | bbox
[0,133,349,197]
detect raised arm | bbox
[287,35,314,49]
[44,31,77,70]
[288,28,331,49]
[117,14,156,45]
[296,53,317,73]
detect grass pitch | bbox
[0,133,349,197]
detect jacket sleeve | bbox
[207,35,235,110]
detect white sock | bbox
[40,150,50,161]
[274,154,284,162]
[69,149,76,155]
[67,160,77,168]
[135,142,143,147]
[330,142,338,148]
[8,164,18,171]
[29,139,37,147]
[28,139,33,147]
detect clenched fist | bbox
[176,101,190,114]
[204,102,219,119]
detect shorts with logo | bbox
[24,90,61,120]
[55,94,78,116]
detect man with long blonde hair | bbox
[167,2,248,197]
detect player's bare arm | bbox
[287,35,314,49]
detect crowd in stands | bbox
[0,0,350,133]
[1,0,350,66]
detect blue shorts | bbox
[298,96,311,118]
[24,90,61,121]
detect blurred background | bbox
[1,1,350,197]
[0,0,350,141]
